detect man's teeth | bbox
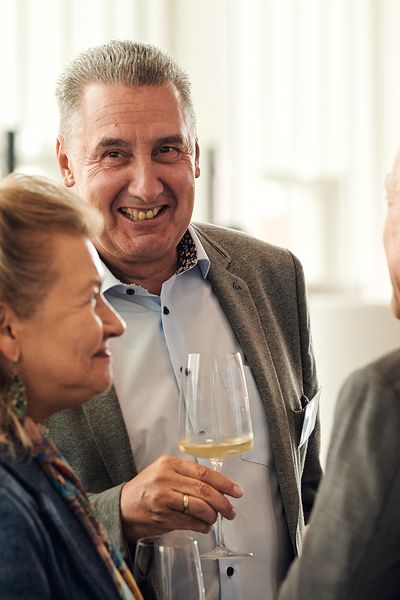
[120,207,161,221]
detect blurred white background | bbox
[1,0,400,462]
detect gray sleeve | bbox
[279,365,400,600]
[87,485,127,555]
[291,252,321,522]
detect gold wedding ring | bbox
[182,493,189,514]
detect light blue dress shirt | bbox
[103,225,292,600]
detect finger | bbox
[181,479,237,519]
[174,459,244,498]
[172,490,236,525]
[172,492,217,529]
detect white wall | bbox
[310,296,400,464]
[1,0,400,461]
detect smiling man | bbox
[58,81,198,293]
[48,40,321,600]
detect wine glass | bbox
[178,352,254,559]
[133,532,205,600]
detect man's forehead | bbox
[75,82,188,127]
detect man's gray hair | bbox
[56,39,196,138]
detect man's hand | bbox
[120,455,244,541]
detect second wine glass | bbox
[133,532,205,600]
[178,352,254,559]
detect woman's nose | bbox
[98,296,126,339]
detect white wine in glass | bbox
[179,352,254,559]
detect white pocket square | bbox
[299,388,321,448]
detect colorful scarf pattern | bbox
[32,430,143,600]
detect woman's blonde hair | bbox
[0,173,103,449]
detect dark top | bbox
[0,447,124,599]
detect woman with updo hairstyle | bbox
[0,174,143,599]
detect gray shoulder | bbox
[340,348,400,401]
[329,348,400,458]
[193,222,303,274]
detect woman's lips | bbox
[93,347,112,358]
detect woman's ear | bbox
[0,303,20,363]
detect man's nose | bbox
[126,157,164,203]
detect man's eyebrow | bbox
[95,138,131,151]
[94,135,186,152]
[155,135,185,145]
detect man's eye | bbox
[159,146,175,153]
[156,146,181,161]
[105,151,122,159]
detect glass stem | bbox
[210,459,225,547]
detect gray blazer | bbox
[47,223,321,559]
[279,348,400,600]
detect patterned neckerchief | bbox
[32,430,143,600]
[176,231,198,274]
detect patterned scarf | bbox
[32,430,143,600]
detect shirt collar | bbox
[101,261,123,293]
[101,224,210,293]
[179,224,210,278]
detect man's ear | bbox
[195,139,200,178]
[0,303,21,364]
[56,136,76,188]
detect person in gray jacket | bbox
[48,40,322,600]
[278,150,400,600]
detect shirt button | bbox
[163,306,170,315]
[227,567,234,577]
[126,288,135,295]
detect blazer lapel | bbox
[198,229,301,547]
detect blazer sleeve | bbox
[291,252,321,522]
[87,485,127,555]
[279,364,400,600]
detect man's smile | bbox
[118,206,164,221]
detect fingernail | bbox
[233,484,244,497]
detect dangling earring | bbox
[9,374,27,420]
